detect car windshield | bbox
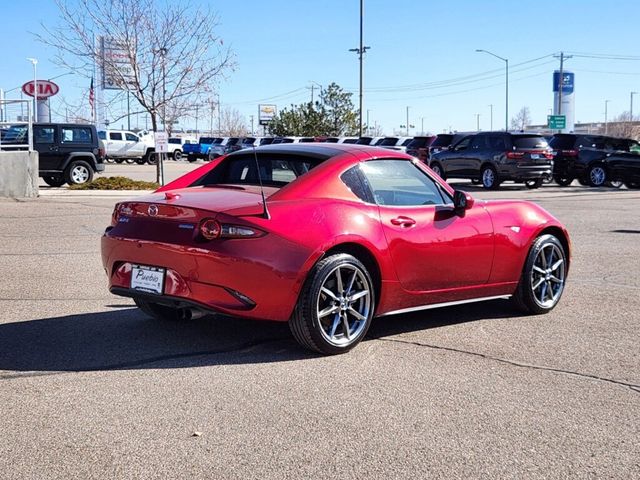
[431,134,454,147]
[378,138,399,146]
[199,137,215,144]
[406,137,430,148]
[193,153,325,188]
[513,135,549,149]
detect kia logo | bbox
[148,205,158,216]
[22,80,60,99]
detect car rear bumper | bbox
[101,232,312,322]
[497,162,552,180]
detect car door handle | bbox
[49,146,59,151]
[390,216,416,227]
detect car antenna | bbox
[252,145,270,219]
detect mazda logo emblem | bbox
[148,205,158,216]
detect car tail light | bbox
[111,203,133,226]
[198,219,265,240]
[506,151,525,159]
[200,219,221,240]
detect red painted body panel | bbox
[101,144,570,322]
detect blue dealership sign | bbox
[553,71,574,94]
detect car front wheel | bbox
[512,234,567,314]
[42,176,65,187]
[430,162,445,180]
[173,150,182,161]
[65,160,94,185]
[553,175,574,186]
[588,164,607,187]
[290,253,374,355]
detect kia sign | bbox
[22,80,60,99]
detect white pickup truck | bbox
[98,130,156,164]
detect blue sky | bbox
[3,0,640,134]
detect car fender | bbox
[61,153,98,172]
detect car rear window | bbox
[406,137,431,149]
[513,135,548,149]
[199,137,215,144]
[378,138,399,146]
[430,134,454,147]
[548,135,577,149]
[194,153,325,187]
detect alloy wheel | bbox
[589,166,606,186]
[316,264,371,347]
[71,165,90,184]
[530,242,566,309]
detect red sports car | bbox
[101,144,570,354]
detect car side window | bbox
[341,166,374,203]
[125,133,138,142]
[34,126,55,144]
[470,136,487,150]
[454,136,472,151]
[110,132,123,141]
[359,159,450,207]
[61,127,92,144]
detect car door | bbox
[33,125,59,172]
[442,135,473,176]
[124,132,144,156]
[360,159,494,293]
[465,135,490,176]
[107,131,125,157]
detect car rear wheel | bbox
[525,178,543,189]
[290,253,374,355]
[187,155,197,163]
[605,179,623,188]
[42,176,65,187]
[553,175,574,186]
[588,164,607,187]
[65,160,93,185]
[173,150,182,161]
[134,298,193,321]
[481,165,500,189]
[429,162,446,180]
[146,152,158,165]
[512,234,567,315]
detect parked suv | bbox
[405,136,435,162]
[98,130,155,165]
[3,123,104,186]
[602,143,640,189]
[429,132,553,189]
[548,134,638,187]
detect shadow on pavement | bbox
[0,300,517,373]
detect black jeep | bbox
[2,123,105,186]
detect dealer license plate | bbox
[531,153,540,160]
[131,265,165,294]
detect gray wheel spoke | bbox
[346,270,357,295]
[329,313,340,338]
[533,265,546,275]
[341,313,351,340]
[348,290,369,303]
[321,287,338,302]
[348,307,366,321]
[335,268,344,294]
[549,275,562,284]
[318,305,339,318]
[540,248,548,267]
[551,259,564,271]
[546,281,555,300]
[532,277,545,290]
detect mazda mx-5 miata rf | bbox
[101,143,570,354]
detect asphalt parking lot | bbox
[3,163,640,479]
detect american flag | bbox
[89,77,95,112]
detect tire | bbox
[187,155,197,163]
[289,253,375,355]
[471,178,481,185]
[553,175,574,187]
[114,159,125,164]
[605,179,623,189]
[42,176,65,187]
[577,177,589,186]
[625,181,640,189]
[587,164,607,187]
[64,160,94,185]
[134,298,193,322]
[481,165,500,189]
[525,178,543,189]
[135,158,147,165]
[512,234,567,315]
[125,158,135,164]
[429,162,446,180]
[146,152,158,165]
[173,150,182,161]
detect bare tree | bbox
[219,107,248,137]
[510,106,531,131]
[37,0,234,134]
[607,112,640,139]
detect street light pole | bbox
[604,100,611,134]
[349,0,370,137]
[630,92,637,122]
[26,58,38,122]
[406,106,410,136]
[476,49,508,131]
[488,104,493,130]
[475,113,481,132]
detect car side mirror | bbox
[453,190,474,211]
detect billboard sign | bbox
[101,36,136,90]
[22,80,60,99]
[258,104,277,125]
[552,71,574,94]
